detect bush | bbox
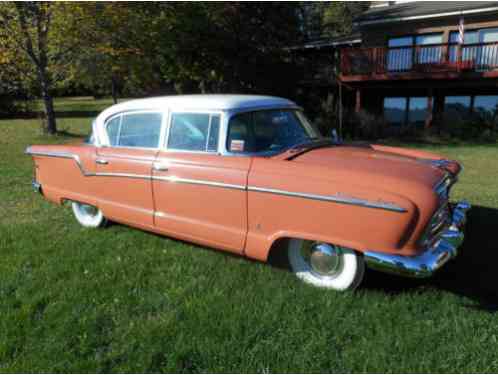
[0,95,33,118]
[313,94,339,137]
[438,113,498,142]
[351,110,387,140]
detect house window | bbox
[384,97,431,126]
[387,37,413,72]
[444,96,471,120]
[474,95,498,119]
[387,33,443,71]
[449,28,498,69]
[408,97,431,125]
[415,34,443,64]
[384,97,407,125]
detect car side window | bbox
[105,112,162,148]
[119,113,162,148]
[167,113,220,152]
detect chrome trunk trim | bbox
[364,201,470,278]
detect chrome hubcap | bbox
[81,204,98,217]
[301,242,343,277]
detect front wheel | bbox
[287,239,364,291]
[71,202,107,228]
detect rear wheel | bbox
[71,202,107,228]
[287,239,364,291]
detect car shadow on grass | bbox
[362,205,498,312]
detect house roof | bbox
[356,1,498,25]
[289,32,362,51]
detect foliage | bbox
[0,2,63,133]
[53,2,303,100]
[312,93,340,137]
[438,116,498,142]
[322,2,370,38]
[351,110,385,139]
[0,2,308,121]
[298,2,370,41]
[2,98,498,372]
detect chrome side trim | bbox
[153,175,246,191]
[247,186,407,213]
[26,147,407,212]
[26,148,151,180]
[26,148,89,176]
[98,173,151,180]
[364,201,470,278]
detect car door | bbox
[96,111,164,229]
[152,111,250,253]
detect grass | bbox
[1,97,498,372]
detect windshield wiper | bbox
[284,138,337,160]
[287,137,322,151]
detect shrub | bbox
[0,95,33,118]
[313,94,339,137]
[351,110,387,140]
[438,112,498,142]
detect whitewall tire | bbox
[288,239,365,291]
[71,202,107,228]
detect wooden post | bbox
[355,88,361,113]
[339,81,343,138]
[425,89,433,129]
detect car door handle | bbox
[153,162,169,172]
[96,158,109,165]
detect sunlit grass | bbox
[1,97,498,372]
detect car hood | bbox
[283,144,449,192]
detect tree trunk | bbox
[111,76,118,104]
[39,69,57,134]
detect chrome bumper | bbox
[364,201,471,278]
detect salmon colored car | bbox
[26,95,470,291]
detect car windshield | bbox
[226,109,321,154]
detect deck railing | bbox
[341,42,498,77]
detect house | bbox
[340,1,498,129]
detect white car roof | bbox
[93,94,299,147]
[98,94,297,120]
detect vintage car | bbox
[26,95,470,291]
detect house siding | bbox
[360,13,498,48]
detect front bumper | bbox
[364,201,471,278]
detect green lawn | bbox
[1,97,498,373]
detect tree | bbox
[0,2,59,133]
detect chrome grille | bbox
[429,203,450,238]
[434,175,452,200]
[420,202,451,247]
